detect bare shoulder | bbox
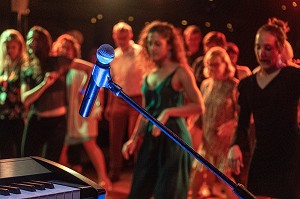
[237,65,251,80]
[237,65,251,74]
[176,65,194,79]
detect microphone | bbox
[79,44,115,117]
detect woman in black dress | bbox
[228,23,300,199]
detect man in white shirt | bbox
[105,22,144,182]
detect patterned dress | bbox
[197,78,238,172]
[128,68,192,199]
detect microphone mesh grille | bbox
[97,44,115,64]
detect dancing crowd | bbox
[0,17,299,199]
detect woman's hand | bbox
[227,145,244,175]
[43,72,60,88]
[152,109,169,137]
[122,139,138,160]
[91,106,103,120]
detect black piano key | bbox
[23,182,45,190]
[11,183,36,192]
[0,185,21,194]
[0,187,10,196]
[31,180,55,189]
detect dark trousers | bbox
[108,95,142,173]
[21,114,66,162]
[0,118,24,159]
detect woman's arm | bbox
[122,97,148,159]
[162,67,205,119]
[152,67,205,136]
[228,84,251,175]
[21,71,60,108]
[69,58,93,74]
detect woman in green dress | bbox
[122,20,204,199]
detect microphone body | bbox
[79,44,114,117]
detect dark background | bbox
[1,0,300,69]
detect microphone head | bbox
[96,44,115,64]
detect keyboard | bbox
[0,157,106,198]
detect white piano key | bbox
[0,183,80,199]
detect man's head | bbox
[183,25,202,55]
[112,22,133,51]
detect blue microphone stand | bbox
[105,78,255,199]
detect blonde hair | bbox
[203,46,235,79]
[0,29,28,74]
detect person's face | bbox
[227,51,238,65]
[185,33,201,53]
[58,40,76,59]
[26,31,39,55]
[6,40,21,61]
[255,31,281,71]
[207,55,226,80]
[147,32,171,63]
[113,30,132,51]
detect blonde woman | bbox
[191,46,239,199]
[0,29,28,158]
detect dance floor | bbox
[82,163,225,199]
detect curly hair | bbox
[138,20,188,71]
[51,33,81,58]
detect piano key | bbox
[0,186,20,194]
[30,180,54,189]
[0,183,80,199]
[23,182,45,190]
[0,188,9,196]
[11,183,36,192]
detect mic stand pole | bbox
[107,80,255,199]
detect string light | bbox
[97,14,103,20]
[205,21,211,27]
[128,16,134,22]
[90,17,96,24]
[281,4,287,10]
[181,20,188,26]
